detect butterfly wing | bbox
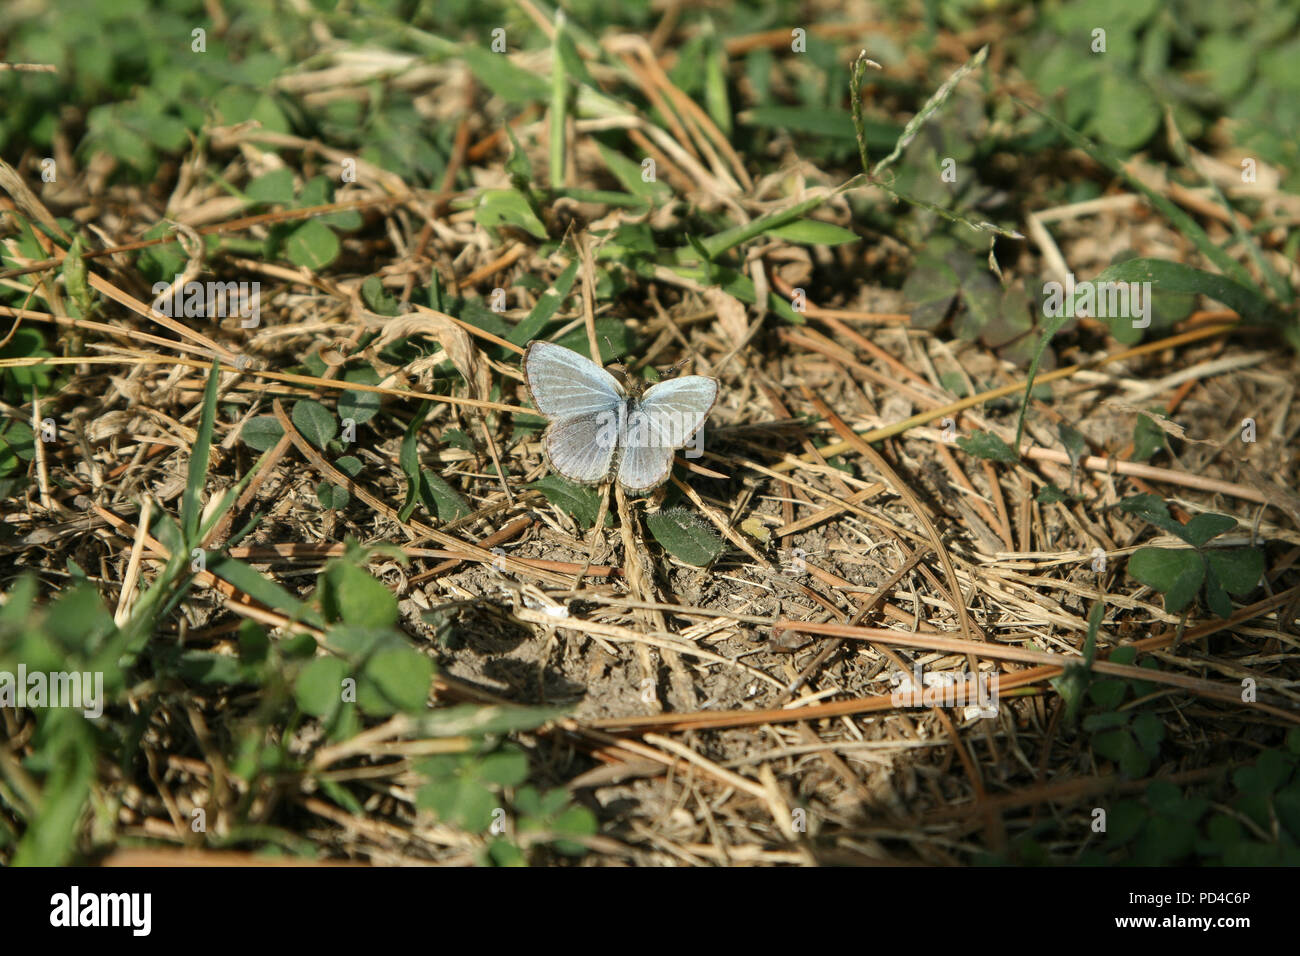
[524,341,626,485]
[523,340,625,420]
[617,375,718,492]
[544,411,621,484]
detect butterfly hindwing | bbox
[544,411,620,484]
[616,435,676,492]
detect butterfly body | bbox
[523,340,718,493]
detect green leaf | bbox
[240,415,284,451]
[316,778,364,817]
[421,470,471,522]
[1116,494,1186,538]
[1091,74,1160,150]
[1180,513,1237,548]
[182,360,222,543]
[1087,679,1127,711]
[1131,412,1166,461]
[323,624,390,658]
[1132,712,1166,755]
[1036,483,1070,504]
[176,649,258,686]
[246,168,296,204]
[61,236,90,314]
[292,400,336,450]
[362,276,401,316]
[320,562,398,630]
[1012,303,1072,452]
[900,253,960,331]
[364,647,433,713]
[1128,548,1205,612]
[1133,815,1197,864]
[549,13,569,187]
[553,318,631,361]
[460,44,550,103]
[45,585,115,654]
[280,632,319,659]
[593,141,671,203]
[743,105,865,141]
[1105,800,1147,846]
[0,420,35,462]
[1275,785,1300,842]
[398,401,432,522]
[529,475,605,529]
[486,838,528,867]
[478,748,530,787]
[1093,258,1275,326]
[1132,659,1160,698]
[956,430,1018,463]
[1057,423,1087,470]
[317,455,362,510]
[238,620,270,664]
[475,189,547,240]
[12,729,93,865]
[338,388,381,426]
[1082,711,1132,733]
[1093,728,1136,766]
[553,804,598,838]
[1206,547,1264,596]
[421,775,497,832]
[696,195,827,260]
[1109,646,1137,667]
[765,220,859,246]
[645,508,725,567]
[316,481,348,509]
[1052,600,1105,723]
[503,125,533,184]
[285,220,340,271]
[295,656,348,718]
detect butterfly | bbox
[522,340,719,493]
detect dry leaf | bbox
[369,306,491,400]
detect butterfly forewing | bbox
[637,376,718,447]
[524,340,625,420]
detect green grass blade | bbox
[550,10,568,188]
[182,359,222,544]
